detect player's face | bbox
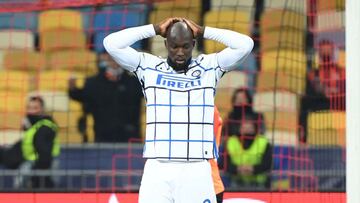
[166,34,194,69]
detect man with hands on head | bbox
[104,17,253,203]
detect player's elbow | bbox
[243,35,254,54]
[103,34,112,53]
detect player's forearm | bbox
[204,27,254,70]
[103,24,156,71]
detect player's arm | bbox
[103,25,155,71]
[184,19,254,71]
[103,18,181,71]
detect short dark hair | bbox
[29,95,45,108]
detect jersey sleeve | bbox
[103,24,156,72]
[203,26,254,71]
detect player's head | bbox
[165,21,195,71]
[27,96,45,116]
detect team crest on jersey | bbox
[156,74,201,89]
[191,70,202,77]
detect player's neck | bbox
[167,58,192,73]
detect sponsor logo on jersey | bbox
[156,74,201,89]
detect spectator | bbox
[300,40,345,140]
[227,88,264,136]
[225,114,272,190]
[68,52,143,143]
[0,96,60,188]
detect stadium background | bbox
[0,0,346,202]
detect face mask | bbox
[98,60,108,70]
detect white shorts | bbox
[138,159,216,203]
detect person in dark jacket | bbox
[0,96,60,188]
[68,52,143,143]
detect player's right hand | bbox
[154,17,182,38]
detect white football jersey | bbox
[135,52,225,161]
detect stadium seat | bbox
[261,29,305,52]
[263,111,298,133]
[313,30,345,49]
[217,70,248,89]
[0,70,29,92]
[93,9,148,52]
[253,91,299,113]
[4,51,46,72]
[265,0,306,13]
[0,51,4,70]
[307,110,345,130]
[46,50,97,75]
[38,9,83,33]
[40,29,87,52]
[316,11,345,31]
[260,10,306,32]
[317,0,345,12]
[37,70,85,92]
[256,71,306,94]
[204,10,252,54]
[0,12,38,31]
[0,91,27,112]
[0,30,34,50]
[0,130,23,145]
[307,128,345,146]
[211,0,255,10]
[261,50,307,77]
[0,112,23,130]
[154,0,201,10]
[266,130,298,146]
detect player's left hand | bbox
[182,18,204,37]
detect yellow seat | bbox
[37,70,85,92]
[261,50,307,78]
[256,71,306,94]
[0,112,23,130]
[260,10,306,32]
[40,30,86,52]
[217,71,248,89]
[149,9,201,24]
[307,110,346,130]
[261,29,305,52]
[38,9,83,33]
[263,111,298,132]
[4,51,46,72]
[317,0,345,12]
[58,127,83,144]
[307,129,345,146]
[0,91,27,112]
[154,0,201,11]
[47,50,97,75]
[0,51,4,71]
[0,70,29,92]
[316,11,345,31]
[0,30,34,50]
[253,91,299,113]
[265,0,306,13]
[204,10,252,54]
[215,88,234,119]
[211,0,254,10]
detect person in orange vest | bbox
[210,106,225,203]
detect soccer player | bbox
[103,17,253,203]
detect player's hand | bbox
[154,17,182,38]
[182,18,204,37]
